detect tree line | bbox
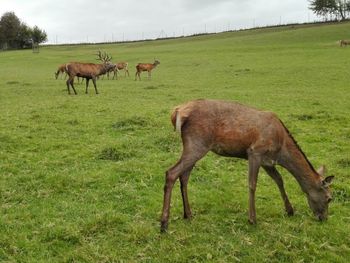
[309,0,350,20]
[0,12,47,50]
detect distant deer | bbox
[55,63,84,83]
[112,62,130,79]
[54,64,67,79]
[102,62,130,80]
[340,40,350,47]
[160,99,334,232]
[65,51,115,95]
[135,60,160,80]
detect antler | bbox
[96,50,112,63]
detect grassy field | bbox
[1,22,350,262]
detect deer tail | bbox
[171,105,190,134]
[170,108,179,133]
[175,111,182,133]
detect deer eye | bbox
[327,198,332,203]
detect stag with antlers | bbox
[65,51,115,95]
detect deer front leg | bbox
[248,154,261,224]
[263,166,294,216]
[92,77,98,94]
[85,79,90,94]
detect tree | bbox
[17,23,33,49]
[31,25,47,44]
[0,12,21,49]
[309,0,350,20]
[0,11,47,50]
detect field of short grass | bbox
[1,22,350,262]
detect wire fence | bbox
[46,15,329,45]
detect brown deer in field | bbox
[54,64,67,79]
[65,51,115,95]
[340,40,350,47]
[55,63,84,83]
[135,60,160,80]
[102,62,130,80]
[160,99,334,232]
[112,62,130,79]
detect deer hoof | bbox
[248,218,257,225]
[160,221,168,233]
[286,206,294,216]
[183,213,192,220]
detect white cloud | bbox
[1,0,318,44]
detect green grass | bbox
[1,22,350,262]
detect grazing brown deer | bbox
[135,60,160,80]
[112,62,130,79]
[54,64,67,79]
[160,99,334,232]
[65,51,115,95]
[340,40,350,47]
[55,63,84,83]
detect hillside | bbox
[0,22,350,262]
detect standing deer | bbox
[135,59,160,80]
[340,40,350,47]
[112,62,130,79]
[161,99,334,232]
[65,51,115,95]
[102,62,130,80]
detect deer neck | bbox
[279,137,320,193]
[99,63,108,74]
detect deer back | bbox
[172,99,286,159]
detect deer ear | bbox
[322,176,334,187]
[317,165,326,176]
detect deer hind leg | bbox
[161,145,208,232]
[247,153,262,224]
[66,78,71,94]
[67,76,77,95]
[263,166,294,216]
[180,165,195,219]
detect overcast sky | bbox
[1,0,319,44]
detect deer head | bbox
[153,59,160,66]
[306,166,334,221]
